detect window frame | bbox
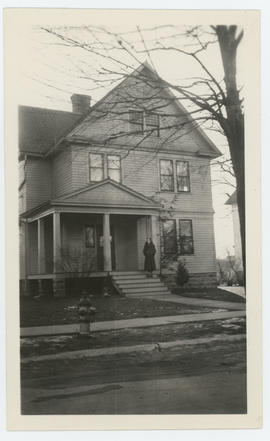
[179,219,194,255]
[176,160,191,193]
[145,111,160,137]
[129,110,144,135]
[107,154,122,183]
[162,219,177,255]
[159,159,175,192]
[89,152,104,183]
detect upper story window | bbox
[179,219,194,255]
[160,159,191,193]
[160,159,174,191]
[129,110,160,137]
[89,153,122,183]
[107,155,121,183]
[89,153,104,182]
[176,161,190,192]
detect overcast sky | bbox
[14,21,243,258]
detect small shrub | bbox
[176,260,189,287]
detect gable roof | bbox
[19,105,81,156]
[54,178,161,209]
[19,62,221,158]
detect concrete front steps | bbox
[111,271,170,298]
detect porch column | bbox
[38,217,45,273]
[150,215,160,270]
[53,212,61,273]
[103,213,112,271]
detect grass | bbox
[20,294,223,328]
[20,317,246,358]
[173,287,245,303]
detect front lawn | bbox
[173,287,245,303]
[20,294,223,328]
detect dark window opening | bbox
[179,219,194,255]
[162,219,177,255]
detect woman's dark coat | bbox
[143,241,156,272]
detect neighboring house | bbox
[19,62,221,297]
[225,190,243,263]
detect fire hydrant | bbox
[78,294,96,335]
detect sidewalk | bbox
[141,293,245,310]
[21,309,246,338]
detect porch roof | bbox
[21,179,162,220]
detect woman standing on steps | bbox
[143,237,156,277]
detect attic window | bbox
[129,111,143,134]
[145,112,160,137]
[129,110,160,137]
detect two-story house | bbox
[19,62,221,297]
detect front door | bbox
[96,224,116,271]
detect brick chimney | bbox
[71,94,91,114]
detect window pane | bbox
[90,153,103,168]
[177,176,189,192]
[145,113,158,126]
[108,155,120,169]
[90,168,103,182]
[129,111,143,124]
[161,175,174,191]
[179,220,194,255]
[160,160,173,175]
[180,220,192,237]
[181,237,194,254]
[176,161,190,192]
[176,161,188,176]
[108,169,121,182]
[163,220,177,254]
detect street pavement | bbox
[21,338,247,415]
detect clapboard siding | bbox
[52,148,72,197]
[25,157,51,210]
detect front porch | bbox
[20,179,162,296]
[22,210,161,296]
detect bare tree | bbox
[38,24,245,279]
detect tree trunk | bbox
[216,25,246,285]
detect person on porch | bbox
[143,238,156,277]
